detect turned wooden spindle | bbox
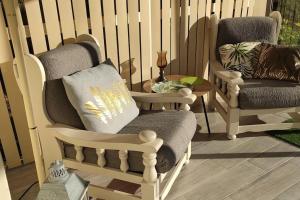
[96,148,106,167]
[119,150,129,172]
[139,130,158,183]
[74,146,84,162]
[228,83,240,108]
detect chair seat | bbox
[239,79,300,109]
[64,111,196,173]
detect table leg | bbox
[201,96,211,135]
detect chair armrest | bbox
[50,124,163,154]
[131,88,196,105]
[211,61,244,85]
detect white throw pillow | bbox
[62,63,139,133]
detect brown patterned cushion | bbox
[253,43,300,82]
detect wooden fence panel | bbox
[253,0,267,16]
[41,0,62,49]
[195,0,207,77]
[213,0,222,18]
[128,0,141,91]
[187,0,198,76]
[179,0,189,75]
[242,0,250,17]
[0,3,12,63]
[248,0,256,16]
[140,0,152,83]
[170,0,180,75]
[103,0,119,70]
[89,0,105,58]
[162,0,171,75]
[234,0,244,17]
[201,0,212,78]
[222,0,235,19]
[1,63,33,164]
[57,0,76,41]
[151,0,161,79]
[24,0,47,54]
[116,0,131,88]
[72,0,89,36]
[0,81,21,168]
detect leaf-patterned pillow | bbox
[253,43,300,82]
[219,42,261,79]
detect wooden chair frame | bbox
[208,11,300,140]
[15,34,196,200]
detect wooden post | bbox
[2,0,46,185]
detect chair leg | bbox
[141,181,159,200]
[185,142,192,165]
[226,108,239,140]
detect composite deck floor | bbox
[6,112,300,200]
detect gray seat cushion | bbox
[239,79,300,109]
[39,41,102,129]
[64,110,197,173]
[216,16,279,61]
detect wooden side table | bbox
[143,75,212,134]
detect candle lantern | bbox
[36,160,89,200]
[156,51,168,82]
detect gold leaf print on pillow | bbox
[84,81,133,123]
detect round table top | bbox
[143,75,212,97]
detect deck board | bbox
[5,113,300,200]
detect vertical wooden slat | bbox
[72,0,89,36]
[116,0,130,88]
[0,3,12,63]
[202,0,212,79]
[187,0,198,75]
[222,0,235,19]
[140,0,152,83]
[234,0,243,17]
[162,0,171,75]
[151,0,161,79]
[1,63,33,164]
[195,0,207,77]
[103,0,119,70]
[170,0,180,75]
[24,0,47,54]
[242,0,250,17]
[214,0,222,19]
[179,0,189,75]
[248,0,256,16]
[57,0,76,41]
[128,0,141,90]
[41,0,62,49]
[0,153,11,199]
[253,0,267,16]
[0,80,21,168]
[89,0,105,58]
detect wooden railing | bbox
[0,0,268,168]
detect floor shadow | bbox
[192,132,268,142]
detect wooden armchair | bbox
[17,34,197,200]
[209,11,300,140]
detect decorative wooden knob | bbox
[179,88,192,97]
[231,71,242,79]
[139,130,157,143]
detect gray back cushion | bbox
[38,41,101,128]
[216,16,279,61]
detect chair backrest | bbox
[38,41,102,128]
[210,11,282,62]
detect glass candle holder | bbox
[156,51,168,82]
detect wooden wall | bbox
[0,0,267,168]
